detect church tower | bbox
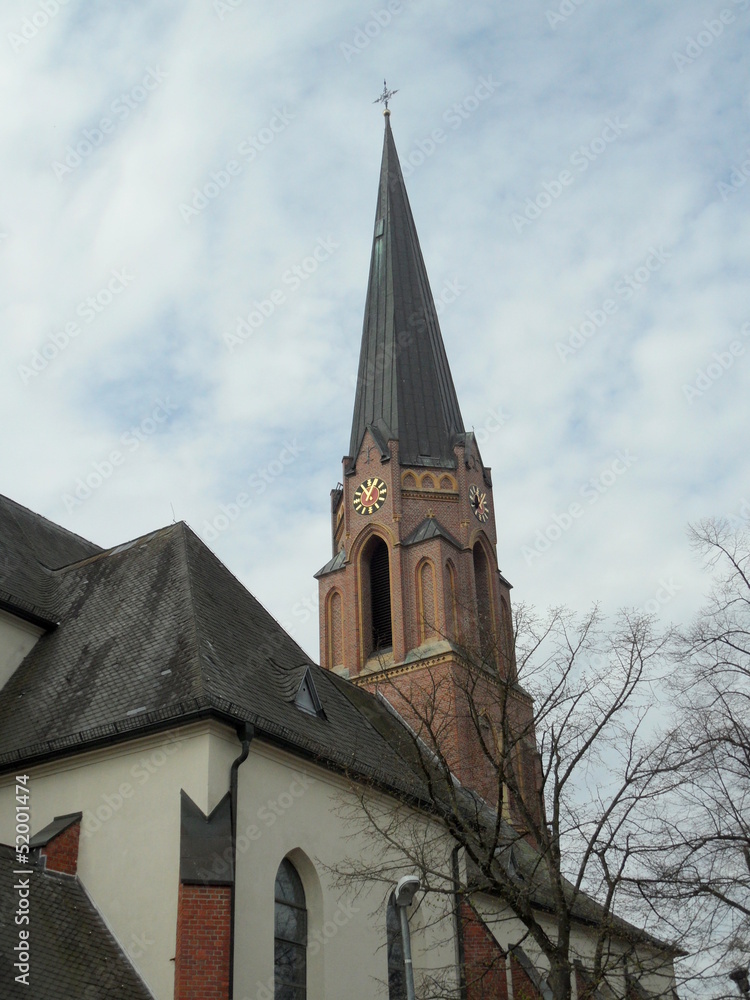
[316,110,541,824]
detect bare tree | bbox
[325,604,680,1000]
[642,518,750,999]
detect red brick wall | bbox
[510,951,543,1000]
[174,884,231,1000]
[461,899,509,1000]
[41,819,80,875]
[318,432,545,829]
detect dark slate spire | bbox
[348,113,465,469]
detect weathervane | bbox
[373,79,398,114]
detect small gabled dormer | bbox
[295,667,326,719]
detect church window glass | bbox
[275,858,307,999]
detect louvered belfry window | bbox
[370,539,393,651]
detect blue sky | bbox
[2,0,749,658]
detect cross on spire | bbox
[373,79,398,113]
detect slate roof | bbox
[314,547,346,578]
[348,114,465,470]
[402,516,461,549]
[0,493,101,622]
[0,495,676,956]
[0,844,154,1000]
[468,815,682,954]
[0,504,423,800]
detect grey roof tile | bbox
[0,845,154,1000]
[402,517,461,549]
[0,519,425,798]
[0,493,101,620]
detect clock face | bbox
[353,477,388,515]
[469,484,490,522]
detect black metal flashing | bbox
[401,517,462,550]
[179,790,233,885]
[314,548,346,578]
[348,116,465,471]
[29,812,82,849]
[0,595,58,631]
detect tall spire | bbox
[348,114,465,469]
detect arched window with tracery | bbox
[274,858,307,999]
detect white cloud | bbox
[1,0,748,659]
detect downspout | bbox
[452,846,467,1000]
[229,722,254,1000]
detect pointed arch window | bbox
[275,858,307,999]
[446,560,458,642]
[327,589,344,670]
[500,596,515,677]
[370,538,393,652]
[418,559,437,642]
[473,542,494,664]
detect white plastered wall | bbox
[0,720,461,1000]
[474,894,678,1000]
[0,720,238,1000]
[0,609,43,690]
[231,741,459,1000]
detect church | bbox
[0,109,679,1000]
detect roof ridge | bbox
[0,492,102,565]
[175,522,209,706]
[180,520,315,667]
[52,523,180,573]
